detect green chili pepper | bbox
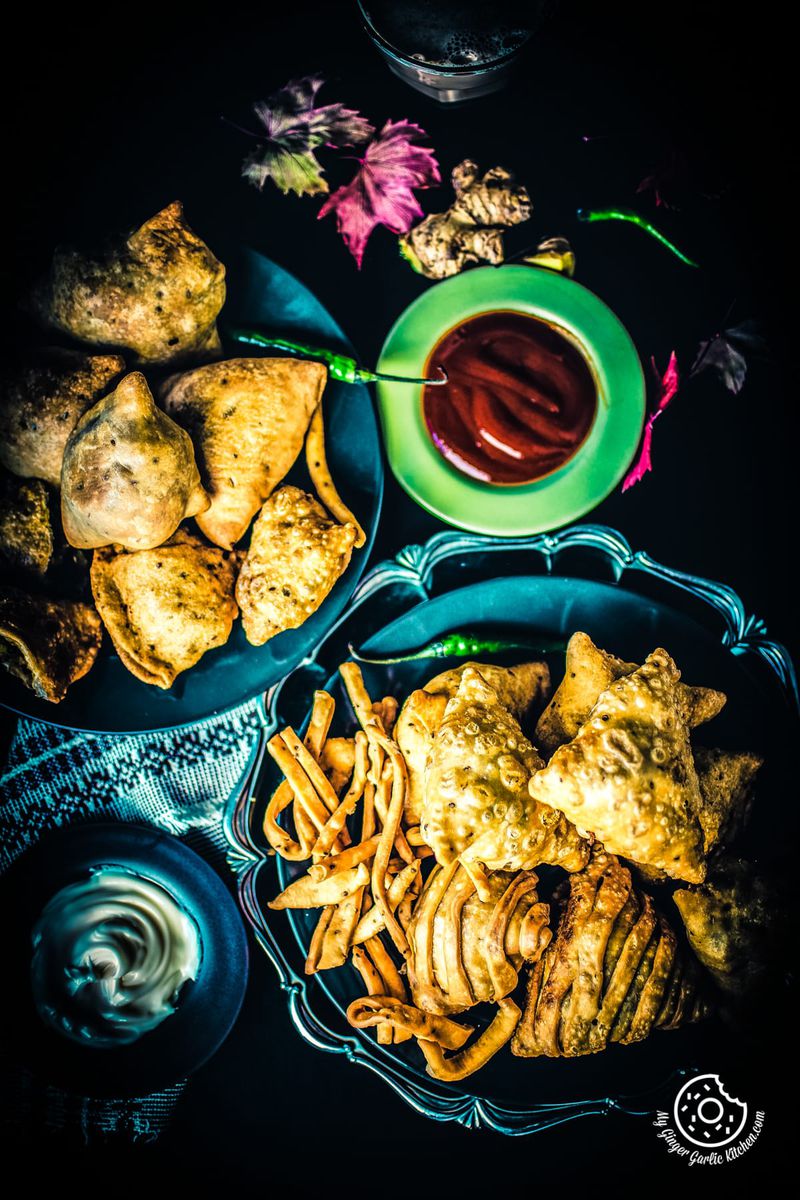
[576,207,699,267]
[348,632,566,666]
[229,329,447,386]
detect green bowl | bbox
[376,266,645,535]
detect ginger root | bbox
[399,160,531,280]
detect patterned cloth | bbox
[0,701,262,1142]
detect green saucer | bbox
[375,266,645,535]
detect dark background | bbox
[2,0,795,1190]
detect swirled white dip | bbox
[31,865,202,1047]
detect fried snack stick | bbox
[347,997,473,1050]
[317,887,366,971]
[267,733,331,834]
[268,863,370,910]
[281,727,342,817]
[264,691,335,859]
[365,724,411,958]
[340,662,385,786]
[309,836,381,881]
[353,861,421,945]
[351,945,393,1044]
[375,696,399,736]
[419,998,521,1081]
[305,907,335,974]
[305,406,366,547]
[374,767,414,865]
[312,732,369,859]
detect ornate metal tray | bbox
[223,525,797,1135]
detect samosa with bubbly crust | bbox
[536,631,726,757]
[0,350,126,486]
[530,649,707,883]
[236,485,356,646]
[0,586,102,702]
[90,529,238,688]
[422,667,590,875]
[30,202,225,365]
[61,372,209,551]
[161,358,326,549]
[396,661,550,826]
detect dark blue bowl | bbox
[3,822,248,1097]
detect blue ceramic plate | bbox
[3,821,248,1097]
[226,526,797,1135]
[1,248,383,734]
[376,266,645,535]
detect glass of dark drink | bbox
[357,1,546,103]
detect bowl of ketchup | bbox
[375,265,645,535]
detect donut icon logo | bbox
[673,1074,749,1149]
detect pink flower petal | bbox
[622,351,680,491]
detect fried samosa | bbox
[236,485,356,646]
[512,850,708,1058]
[536,631,726,757]
[90,529,238,688]
[161,358,326,549]
[61,372,209,551]
[30,202,225,365]
[673,858,777,996]
[0,586,102,702]
[396,661,551,826]
[694,747,762,853]
[407,862,551,1015]
[422,668,590,876]
[0,475,54,576]
[529,649,707,883]
[0,350,126,486]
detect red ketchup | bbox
[423,311,597,485]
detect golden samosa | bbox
[90,530,238,688]
[673,858,777,997]
[536,631,726,757]
[0,586,102,702]
[529,649,707,883]
[0,350,125,486]
[161,358,326,549]
[396,661,550,826]
[236,485,356,646]
[422,667,590,876]
[0,475,54,577]
[30,202,225,365]
[61,372,209,551]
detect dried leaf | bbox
[318,120,441,268]
[242,75,374,197]
[622,352,680,491]
[690,321,765,395]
